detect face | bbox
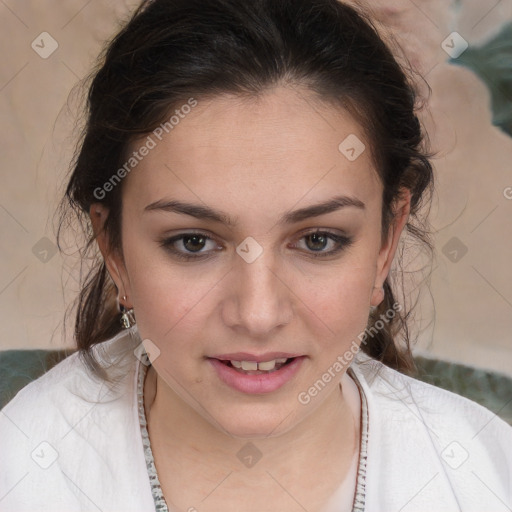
[92,86,410,438]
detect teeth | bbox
[258,360,277,371]
[241,360,258,371]
[230,358,289,371]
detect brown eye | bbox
[160,232,220,261]
[181,234,207,252]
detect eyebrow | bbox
[143,194,365,227]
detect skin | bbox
[90,85,411,511]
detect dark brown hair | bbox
[58,0,435,380]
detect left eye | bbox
[293,231,353,257]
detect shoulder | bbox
[353,352,512,504]
[353,351,512,434]
[0,328,138,423]
[0,328,142,455]
[352,352,512,509]
[0,328,148,511]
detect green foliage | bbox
[451,22,512,137]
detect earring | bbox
[120,295,136,329]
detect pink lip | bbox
[208,356,305,394]
[209,351,302,362]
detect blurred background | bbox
[0,0,511,380]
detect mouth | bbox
[216,357,295,375]
[207,355,305,394]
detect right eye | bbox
[159,232,221,261]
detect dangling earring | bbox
[120,295,136,329]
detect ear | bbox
[370,188,411,307]
[89,203,132,308]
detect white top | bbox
[1,327,511,512]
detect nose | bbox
[221,251,293,338]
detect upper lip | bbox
[209,352,302,362]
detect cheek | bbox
[303,267,374,345]
[129,265,215,345]
[120,231,212,344]
[291,245,379,350]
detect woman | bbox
[1,0,511,511]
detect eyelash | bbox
[159,230,354,261]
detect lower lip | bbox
[208,357,305,394]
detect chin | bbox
[210,404,300,440]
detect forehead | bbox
[123,86,382,219]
